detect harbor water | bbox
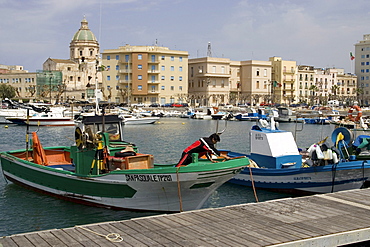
[0,118,337,237]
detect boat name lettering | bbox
[255,134,263,140]
[125,174,172,182]
[294,177,311,180]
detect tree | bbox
[0,84,16,99]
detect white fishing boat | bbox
[119,114,159,125]
[6,111,75,126]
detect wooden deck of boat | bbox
[3,188,370,246]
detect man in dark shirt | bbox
[176,133,230,167]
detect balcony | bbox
[147,70,160,74]
[147,90,160,94]
[196,72,230,78]
[119,69,132,74]
[148,80,160,84]
[119,80,132,84]
[148,59,160,64]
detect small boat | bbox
[6,111,74,126]
[276,106,302,122]
[119,114,159,125]
[0,114,248,212]
[227,118,370,194]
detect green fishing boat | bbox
[0,114,248,212]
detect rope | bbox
[248,165,259,202]
[176,166,183,212]
[77,226,123,242]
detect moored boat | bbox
[0,114,248,212]
[227,119,370,194]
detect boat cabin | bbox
[249,127,302,169]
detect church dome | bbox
[72,17,97,42]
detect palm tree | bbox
[309,85,318,105]
[331,85,340,100]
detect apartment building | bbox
[0,65,37,99]
[188,57,272,106]
[355,34,370,105]
[102,45,188,105]
[270,57,297,105]
[296,65,314,103]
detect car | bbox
[149,103,160,107]
[171,103,183,107]
[161,103,173,107]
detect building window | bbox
[179,66,183,72]
[138,85,142,90]
[138,75,142,80]
[264,69,267,77]
[161,56,165,60]
[171,56,174,61]
[107,55,110,60]
[171,76,174,81]
[179,57,183,62]
[125,55,129,62]
[221,66,225,74]
[171,66,174,71]
[171,86,174,90]
[256,81,259,89]
[116,55,119,60]
[151,55,156,62]
[161,66,165,71]
[107,76,111,81]
[161,86,165,90]
[116,75,120,80]
[179,86,182,91]
[138,54,142,60]
[256,69,260,76]
[107,66,110,71]
[116,65,119,70]
[161,76,165,80]
[151,85,156,92]
[138,64,142,69]
[179,76,183,81]
[221,80,224,88]
[212,66,216,73]
[151,75,156,82]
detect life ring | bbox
[348,105,362,122]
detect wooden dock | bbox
[2,188,370,246]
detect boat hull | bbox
[123,117,159,125]
[0,150,246,212]
[230,162,370,194]
[6,117,74,126]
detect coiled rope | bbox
[77,226,123,242]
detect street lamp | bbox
[49,76,52,103]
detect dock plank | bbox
[4,188,370,246]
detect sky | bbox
[1,0,370,73]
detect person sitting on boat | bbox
[176,133,230,167]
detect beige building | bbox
[270,57,297,105]
[239,60,272,105]
[41,17,101,103]
[188,57,272,106]
[354,34,370,105]
[296,65,314,103]
[188,57,236,106]
[0,65,37,100]
[101,45,188,105]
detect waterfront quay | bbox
[2,188,370,246]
